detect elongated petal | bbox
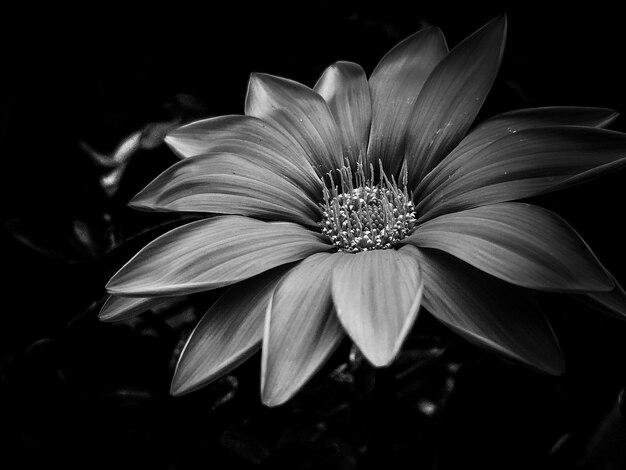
[417,106,619,197]
[401,245,564,375]
[417,126,626,221]
[367,26,448,174]
[170,266,289,396]
[579,270,626,320]
[331,250,423,366]
[404,203,612,292]
[106,216,331,297]
[405,16,507,186]
[130,153,322,226]
[261,252,345,406]
[314,61,371,167]
[99,295,172,322]
[164,115,321,196]
[245,73,343,174]
[455,106,617,157]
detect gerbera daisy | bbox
[101,15,626,406]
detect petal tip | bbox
[542,353,566,377]
[97,309,114,322]
[169,370,203,397]
[127,192,153,211]
[260,388,289,408]
[169,379,187,397]
[366,352,396,368]
[97,309,116,322]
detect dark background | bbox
[2,3,626,469]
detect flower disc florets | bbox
[321,160,416,252]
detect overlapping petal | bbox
[416,106,619,199]
[405,16,507,186]
[164,115,321,196]
[367,26,448,174]
[261,252,345,406]
[404,203,612,292]
[170,266,290,396]
[417,126,626,221]
[106,216,331,297]
[331,250,423,366]
[314,61,371,167]
[579,270,626,320]
[401,245,564,375]
[245,73,343,174]
[130,153,322,226]
[99,295,172,322]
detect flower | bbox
[101,15,626,406]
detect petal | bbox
[367,26,448,174]
[261,252,345,406]
[314,61,372,167]
[164,114,321,197]
[404,203,613,292]
[417,126,626,221]
[401,245,564,375]
[405,16,507,186]
[170,266,289,396]
[416,106,620,198]
[579,271,626,320]
[245,73,343,174]
[106,216,331,297]
[99,295,172,322]
[331,249,423,367]
[130,153,322,227]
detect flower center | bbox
[320,161,416,252]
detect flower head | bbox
[102,16,626,406]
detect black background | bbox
[2,3,626,469]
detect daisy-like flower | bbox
[102,16,626,406]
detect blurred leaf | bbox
[220,428,271,464]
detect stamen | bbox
[320,159,417,253]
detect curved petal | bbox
[164,114,321,196]
[417,106,620,198]
[578,270,626,320]
[401,245,564,375]
[106,216,332,297]
[314,61,372,167]
[130,153,322,227]
[331,250,423,367]
[99,295,172,322]
[245,73,343,174]
[367,26,448,174]
[404,203,612,292]
[170,266,290,396]
[405,15,507,187]
[261,252,345,406]
[417,126,626,221]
